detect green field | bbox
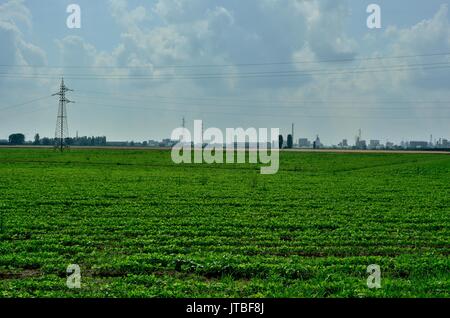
[0,148,449,297]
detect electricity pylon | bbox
[52,78,74,151]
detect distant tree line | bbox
[6,133,107,146]
[69,136,107,146]
[8,133,25,145]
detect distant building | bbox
[355,138,367,150]
[147,140,160,147]
[0,139,8,145]
[313,135,322,149]
[160,139,177,147]
[338,139,348,148]
[386,142,395,149]
[436,139,450,149]
[408,141,429,149]
[369,140,381,150]
[106,141,128,147]
[298,138,311,148]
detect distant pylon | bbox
[52,78,74,151]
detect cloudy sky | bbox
[1,0,450,144]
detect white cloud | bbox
[386,4,450,55]
[0,0,31,29]
[0,0,47,89]
[0,0,46,67]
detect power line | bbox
[0,104,54,117]
[73,100,450,120]
[0,64,449,81]
[1,61,450,80]
[1,51,449,69]
[76,89,450,105]
[2,85,449,116]
[74,92,450,110]
[0,95,52,112]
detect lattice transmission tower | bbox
[52,78,74,151]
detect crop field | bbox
[0,148,449,298]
